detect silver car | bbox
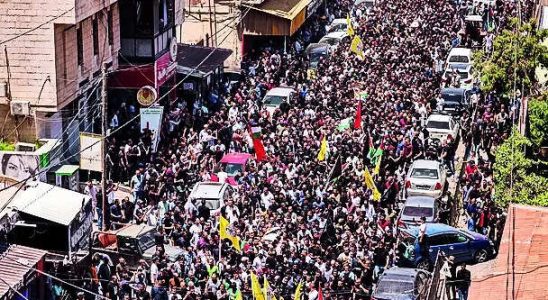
[399,196,439,226]
[405,160,447,199]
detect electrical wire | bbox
[0,7,75,46]
[0,7,251,195]
[0,276,30,300]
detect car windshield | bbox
[222,162,243,176]
[448,55,469,63]
[403,206,434,217]
[442,93,464,103]
[309,52,326,65]
[427,120,450,130]
[329,23,346,32]
[263,95,285,106]
[376,277,414,294]
[320,37,340,46]
[138,231,156,251]
[411,168,439,179]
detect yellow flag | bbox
[293,280,303,300]
[219,215,230,240]
[251,272,265,300]
[228,234,241,252]
[346,14,355,36]
[363,168,381,201]
[373,153,382,175]
[264,277,269,299]
[317,136,329,161]
[235,290,243,300]
[350,35,364,60]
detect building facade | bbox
[0,0,120,157]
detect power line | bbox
[0,7,75,46]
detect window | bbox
[428,235,447,246]
[445,234,469,244]
[107,9,113,46]
[77,27,83,65]
[93,17,99,55]
[135,0,154,35]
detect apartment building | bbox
[0,0,120,156]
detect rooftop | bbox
[176,44,232,76]
[0,243,46,299]
[469,204,548,300]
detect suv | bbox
[405,160,447,199]
[439,88,468,115]
[399,223,495,270]
[92,224,184,268]
[372,267,431,300]
[189,182,234,214]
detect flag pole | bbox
[322,154,340,192]
[218,216,222,263]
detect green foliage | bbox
[0,140,16,151]
[474,18,548,96]
[494,128,548,207]
[528,92,548,147]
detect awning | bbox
[243,0,309,36]
[176,44,232,78]
[54,165,79,176]
[0,243,46,299]
[6,181,90,226]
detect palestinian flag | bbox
[248,125,267,161]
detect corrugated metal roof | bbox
[469,204,548,300]
[250,0,309,19]
[116,224,155,238]
[0,243,46,299]
[6,181,90,226]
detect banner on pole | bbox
[140,106,164,153]
[79,132,103,172]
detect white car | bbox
[262,87,295,114]
[405,160,447,199]
[446,47,472,68]
[326,18,347,33]
[189,182,234,214]
[426,114,459,142]
[318,32,350,49]
[442,64,474,90]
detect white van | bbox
[446,48,473,67]
[189,182,234,213]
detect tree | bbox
[494,128,548,207]
[528,92,548,148]
[474,18,548,96]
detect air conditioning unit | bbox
[15,142,36,152]
[10,100,31,116]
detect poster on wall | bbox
[79,133,104,172]
[140,106,164,153]
[0,154,39,180]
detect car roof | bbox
[330,18,347,25]
[448,47,472,56]
[381,267,424,278]
[322,31,348,39]
[405,196,436,207]
[306,43,330,53]
[404,223,457,237]
[427,113,453,122]
[117,224,155,237]
[191,182,228,199]
[465,15,483,22]
[441,87,466,95]
[411,159,441,169]
[265,87,295,97]
[220,152,252,164]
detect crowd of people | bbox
[70,0,533,299]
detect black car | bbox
[305,43,330,69]
[440,87,468,115]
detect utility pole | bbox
[101,63,108,231]
[208,0,214,47]
[213,0,218,46]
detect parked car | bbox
[305,43,330,69]
[446,47,472,68]
[399,196,439,227]
[442,64,474,91]
[425,113,459,142]
[326,18,348,33]
[399,223,495,269]
[405,159,447,199]
[261,87,295,114]
[92,224,185,269]
[439,87,468,115]
[189,182,234,213]
[372,267,431,300]
[318,32,350,49]
[211,152,253,186]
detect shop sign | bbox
[307,0,322,17]
[155,38,178,88]
[137,85,158,106]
